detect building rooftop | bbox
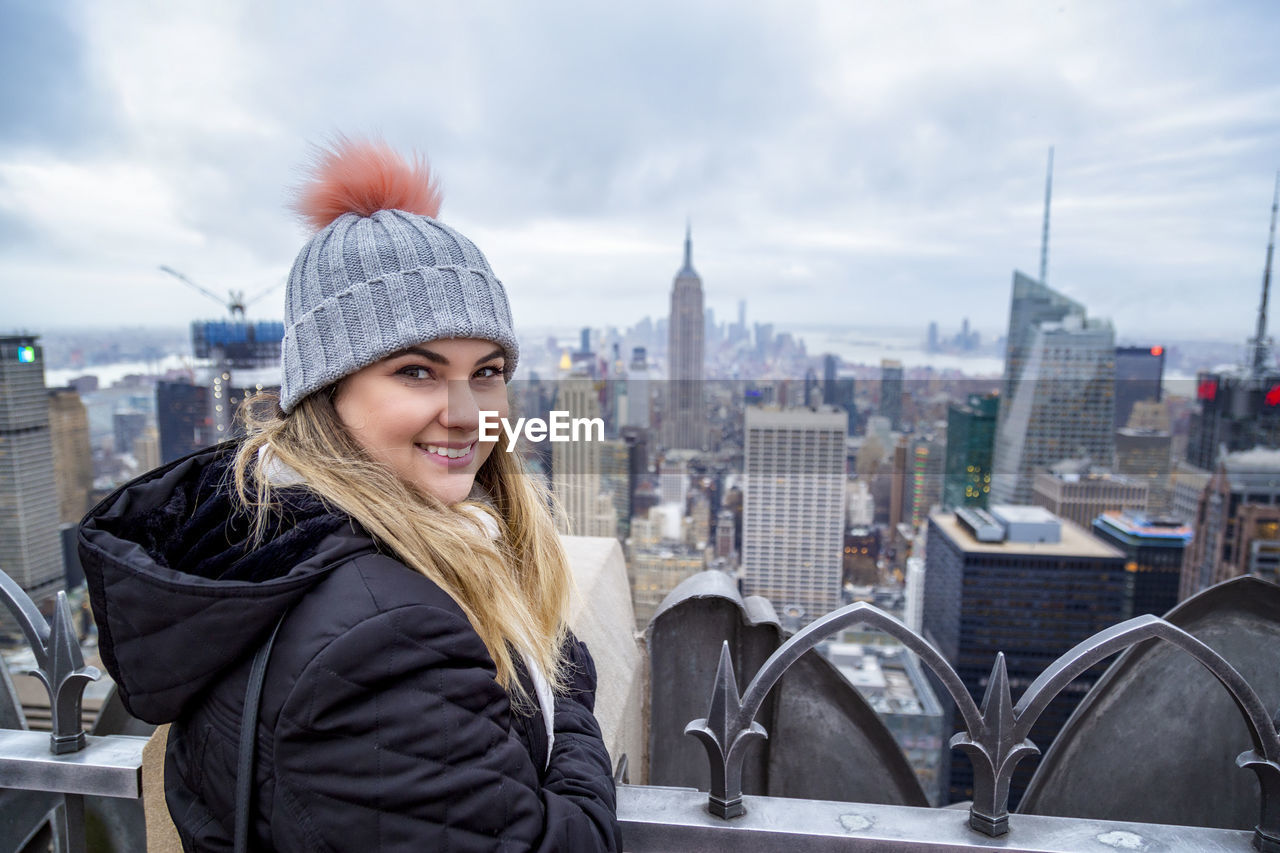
[932,510,1123,559]
[1096,510,1192,542]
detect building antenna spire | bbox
[685,218,693,269]
[1039,146,1054,285]
[1251,171,1280,376]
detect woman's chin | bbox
[415,473,476,505]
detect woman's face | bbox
[334,338,509,505]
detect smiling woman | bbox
[77,137,621,852]
[334,339,511,504]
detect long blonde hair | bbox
[231,391,572,698]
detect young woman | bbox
[78,139,622,851]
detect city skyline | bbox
[2,2,1279,339]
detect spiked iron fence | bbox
[0,572,145,853]
[683,601,1280,852]
[0,565,1275,851]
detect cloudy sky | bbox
[2,1,1278,343]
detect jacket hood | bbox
[79,444,373,724]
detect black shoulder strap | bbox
[235,613,287,853]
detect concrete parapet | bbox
[563,535,648,782]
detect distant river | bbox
[795,327,1005,375]
[45,355,200,388]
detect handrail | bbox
[684,601,1280,852]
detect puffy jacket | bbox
[79,444,621,852]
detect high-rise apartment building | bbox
[992,313,1116,505]
[665,226,704,451]
[0,336,64,604]
[1185,369,1280,470]
[924,506,1127,805]
[1114,346,1164,429]
[741,408,847,623]
[624,346,651,429]
[134,426,161,473]
[1170,459,1213,525]
[822,354,839,405]
[902,434,945,530]
[1116,416,1173,515]
[157,379,211,464]
[1181,447,1280,599]
[211,366,280,440]
[880,360,904,430]
[48,387,93,524]
[552,377,614,538]
[942,393,998,510]
[599,438,630,539]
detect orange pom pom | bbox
[292,136,443,231]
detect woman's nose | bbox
[442,380,480,430]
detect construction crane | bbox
[159,265,286,368]
[158,265,282,320]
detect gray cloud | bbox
[0,1,120,152]
[2,0,1279,343]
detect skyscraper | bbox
[552,377,615,538]
[902,434,945,530]
[665,225,704,451]
[942,393,998,510]
[1185,175,1280,470]
[999,272,1085,413]
[992,309,1116,505]
[1185,369,1280,470]
[0,335,64,604]
[48,387,93,525]
[624,346,651,429]
[924,506,1127,805]
[1113,346,1164,429]
[823,354,839,405]
[1092,510,1189,617]
[1181,447,1280,599]
[741,408,847,623]
[879,359,904,430]
[157,378,212,464]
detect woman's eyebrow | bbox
[398,346,449,364]
[393,346,505,366]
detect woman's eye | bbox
[399,366,434,380]
[474,365,504,380]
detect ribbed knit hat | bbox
[278,139,518,413]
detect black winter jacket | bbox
[78,445,621,852]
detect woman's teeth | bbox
[423,443,472,459]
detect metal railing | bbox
[0,567,1275,852]
[682,600,1280,852]
[0,572,145,853]
[615,784,1257,851]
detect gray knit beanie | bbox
[278,139,518,413]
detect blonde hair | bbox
[231,391,572,698]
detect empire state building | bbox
[665,225,704,451]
